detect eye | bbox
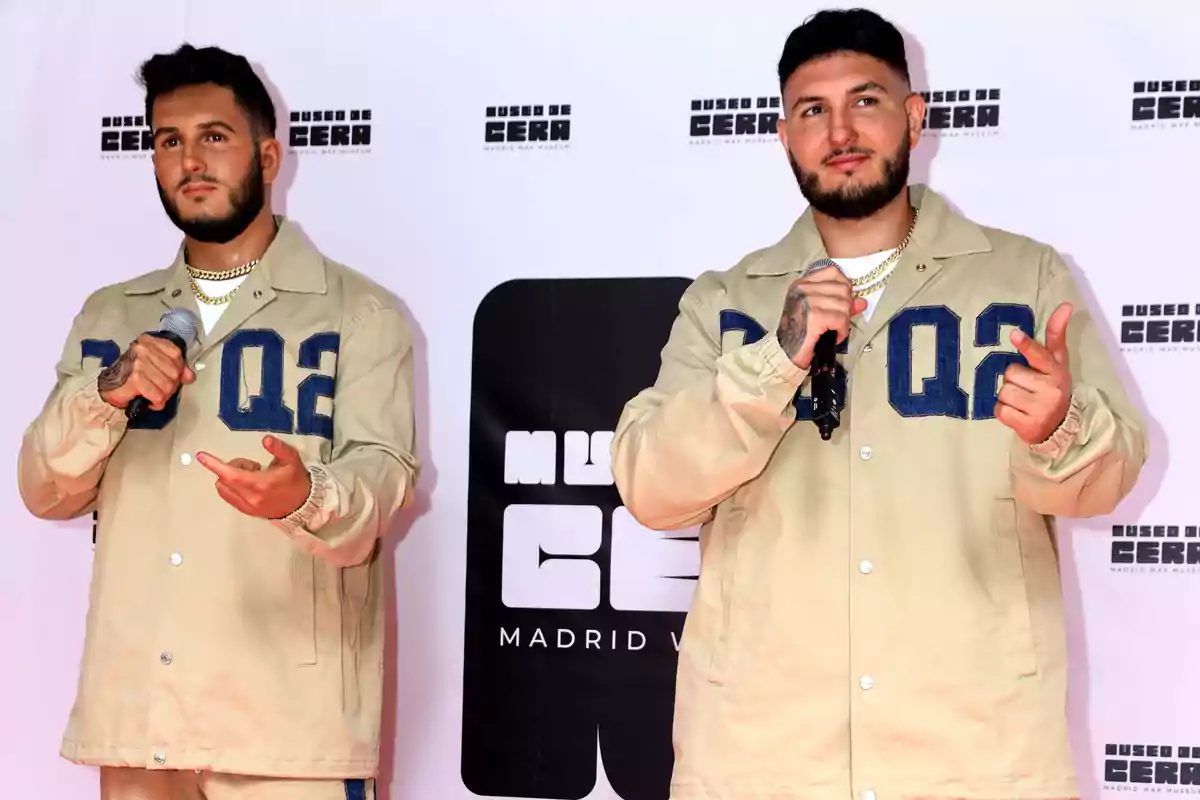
[161,136,179,148]
[856,96,880,107]
[204,132,225,142]
[801,104,825,117]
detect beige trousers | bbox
[99,768,375,800]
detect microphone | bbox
[126,307,201,422]
[810,330,845,441]
[800,258,847,442]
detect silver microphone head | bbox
[799,257,843,279]
[159,307,201,348]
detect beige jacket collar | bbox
[120,215,327,358]
[747,184,993,276]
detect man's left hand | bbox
[196,435,311,519]
[996,302,1074,445]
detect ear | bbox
[775,90,794,159]
[903,92,925,149]
[258,135,284,185]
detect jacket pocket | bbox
[677,505,745,687]
[707,505,750,684]
[993,498,1038,677]
[293,553,318,665]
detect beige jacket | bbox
[611,186,1146,800]
[17,218,417,779]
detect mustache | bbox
[177,175,221,189]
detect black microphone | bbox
[810,329,845,441]
[801,258,847,442]
[125,307,201,422]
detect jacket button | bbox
[160,652,173,666]
[859,675,874,690]
[859,446,873,460]
[153,753,166,765]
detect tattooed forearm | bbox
[776,287,810,359]
[97,348,135,393]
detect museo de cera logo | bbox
[919,88,1001,137]
[483,103,572,150]
[100,114,152,159]
[1118,302,1200,353]
[688,95,781,144]
[287,107,372,154]
[1110,524,1200,575]
[1103,743,1200,788]
[461,277,694,800]
[1131,79,1200,130]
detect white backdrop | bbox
[0,1,1196,798]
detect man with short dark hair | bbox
[611,9,1146,799]
[18,44,415,800]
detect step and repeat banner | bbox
[0,1,1196,798]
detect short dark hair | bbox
[137,43,276,138]
[777,9,909,94]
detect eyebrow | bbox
[790,81,890,111]
[152,119,238,139]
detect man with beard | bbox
[17,44,416,800]
[610,9,1146,800]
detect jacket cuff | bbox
[755,333,806,388]
[1028,391,1082,460]
[270,462,335,535]
[82,379,129,428]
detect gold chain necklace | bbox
[851,208,920,299]
[186,259,260,306]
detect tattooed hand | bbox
[775,265,868,370]
[98,333,196,411]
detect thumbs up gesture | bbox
[996,302,1075,445]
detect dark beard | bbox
[789,130,910,220]
[157,149,265,244]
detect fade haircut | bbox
[777,8,910,94]
[137,43,276,138]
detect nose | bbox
[827,107,857,149]
[181,144,205,176]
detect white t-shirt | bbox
[831,248,897,322]
[191,275,249,334]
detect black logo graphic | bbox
[1110,525,1200,574]
[1132,79,1200,129]
[463,277,696,800]
[920,88,1001,137]
[483,104,572,150]
[1118,302,1199,352]
[287,109,372,154]
[688,96,780,144]
[100,115,152,159]
[1104,743,1200,786]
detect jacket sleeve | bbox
[1010,247,1149,518]
[17,295,130,521]
[271,302,419,567]
[610,271,807,531]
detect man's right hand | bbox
[775,265,868,370]
[97,333,196,411]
